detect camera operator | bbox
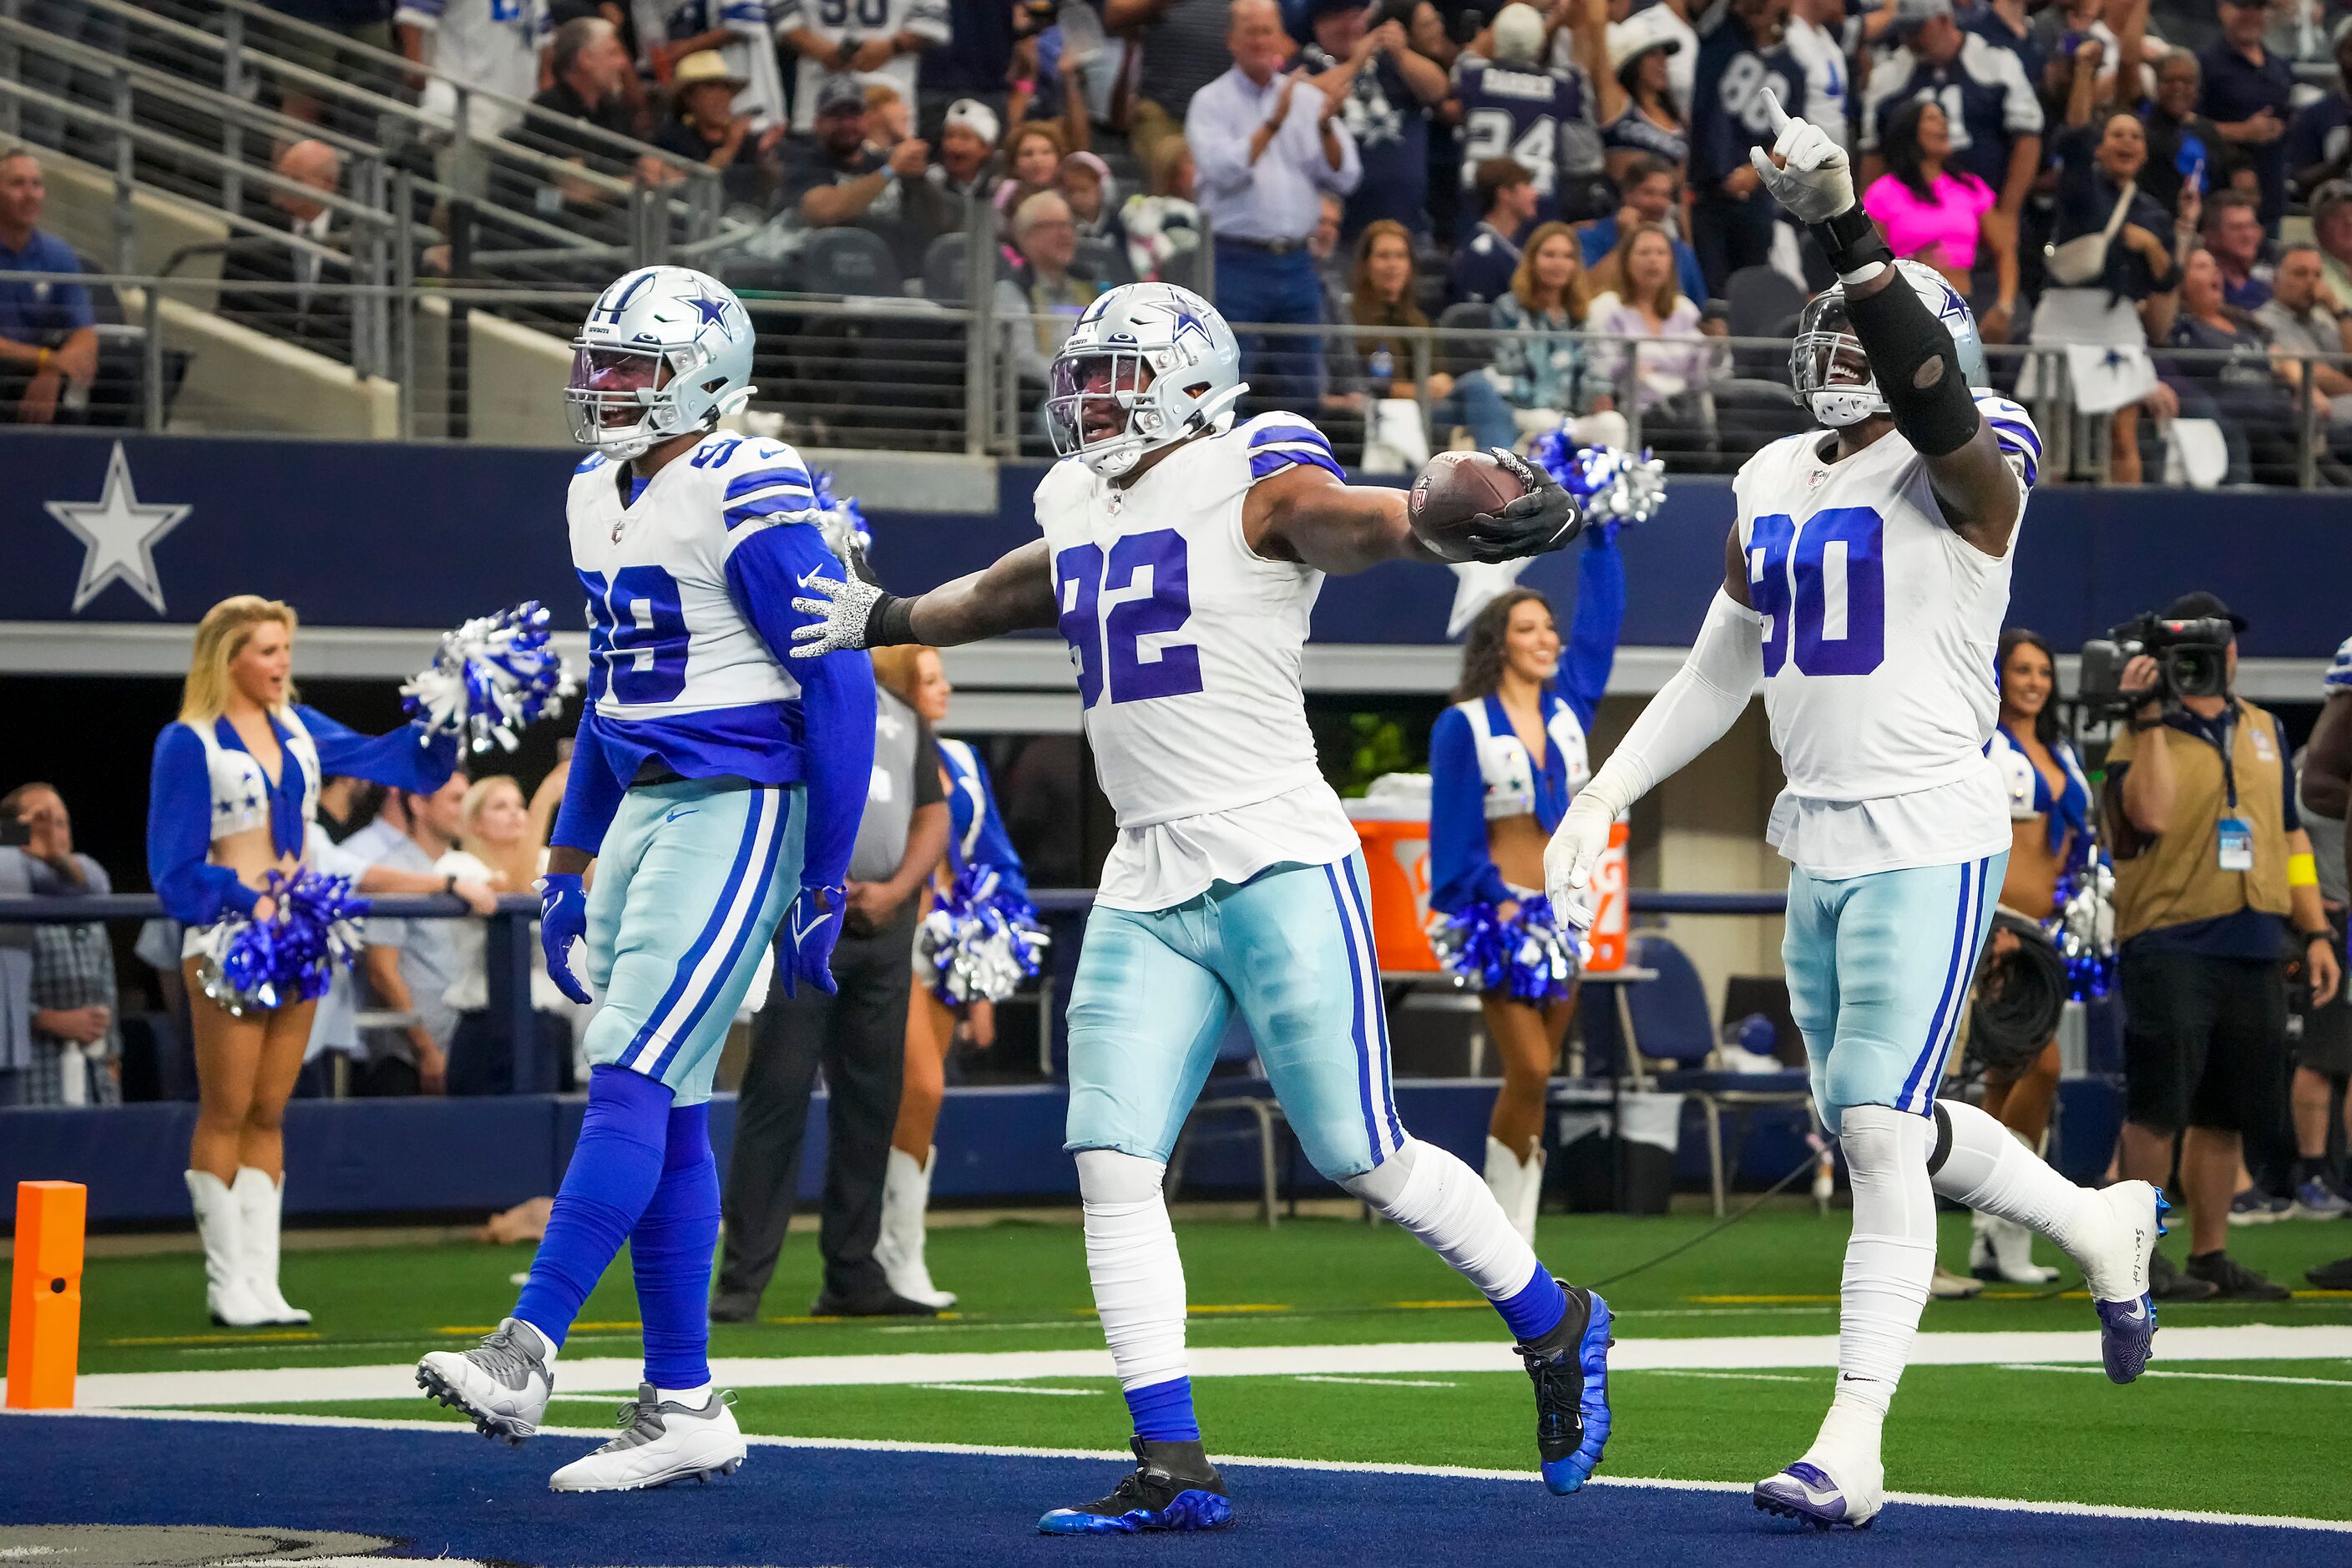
[2104,593,2342,1302]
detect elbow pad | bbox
[1839,256,1980,458]
[1582,589,1763,815]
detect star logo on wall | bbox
[45,442,191,615]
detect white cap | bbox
[1491,3,1546,66]
[1606,7,1683,72]
[943,97,1001,148]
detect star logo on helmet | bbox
[1156,299,1211,351]
[685,285,732,331]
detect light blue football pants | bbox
[1783,850,2007,1136]
[583,777,804,1108]
[1065,854,1405,1181]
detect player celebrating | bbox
[417,266,876,1493]
[1543,95,2163,1530]
[791,282,1611,1531]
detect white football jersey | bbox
[774,0,951,131]
[1733,395,2041,878]
[567,432,819,726]
[1034,412,1361,910]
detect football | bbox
[1407,450,1527,551]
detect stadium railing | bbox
[18,266,2351,490]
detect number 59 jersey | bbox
[1732,396,2041,877]
[1033,412,1363,910]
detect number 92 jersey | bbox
[1732,396,2041,874]
[1033,412,1363,908]
[567,433,817,729]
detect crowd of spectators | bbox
[12,0,2352,473]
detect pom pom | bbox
[402,602,579,755]
[1429,896,1579,1004]
[917,866,1050,1004]
[811,469,875,578]
[2043,847,2116,1003]
[1530,431,1667,539]
[197,869,371,1018]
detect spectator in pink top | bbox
[1862,98,2018,342]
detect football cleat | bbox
[417,1316,554,1444]
[1037,1437,1233,1535]
[1753,1455,1884,1530]
[549,1384,746,1493]
[1518,1283,1613,1494]
[2076,1184,2165,1383]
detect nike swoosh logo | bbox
[665,809,697,824]
[2118,1299,2148,1323]
[792,906,827,945]
[1794,1481,1843,1506]
[797,564,830,588]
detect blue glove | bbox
[537,872,593,1005]
[780,883,844,998]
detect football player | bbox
[792,281,1611,1531]
[1544,94,2162,1528]
[417,266,877,1492]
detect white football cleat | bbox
[549,1385,747,1493]
[2070,1182,2167,1383]
[417,1316,554,1444]
[1753,1448,1885,1530]
[1971,1211,2060,1285]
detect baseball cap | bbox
[1308,0,1368,20]
[2314,179,2352,221]
[1491,3,1546,65]
[815,74,867,116]
[1893,0,1953,33]
[2165,591,2248,632]
[943,96,1000,147]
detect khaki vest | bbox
[2107,699,2292,943]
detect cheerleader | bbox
[871,645,1034,1309]
[1428,532,1626,1242]
[1958,628,2102,1286]
[149,596,458,1326]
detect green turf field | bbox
[31,1205,2352,1521]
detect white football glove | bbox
[1747,88,1855,225]
[1543,792,1616,933]
[789,573,883,658]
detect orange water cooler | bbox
[1348,794,1628,974]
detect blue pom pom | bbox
[1429,897,1579,1004]
[200,869,371,1017]
[917,865,1050,1004]
[402,602,579,755]
[2044,847,2116,1003]
[1530,431,1667,539]
[811,469,874,569]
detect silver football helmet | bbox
[1790,259,1987,429]
[566,265,756,460]
[1044,282,1245,478]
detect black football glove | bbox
[1416,448,1587,564]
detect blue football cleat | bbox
[2095,1186,2166,1383]
[1753,1459,1882,1530]
[1037,1438,1233,1535]
[1520,1285,1613,1495]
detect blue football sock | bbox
[1124,1376,1201,1444]
[513,1065,672,1349]
[1497,1264,1568,1343]
[634,1100,721,1391]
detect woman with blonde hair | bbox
[1483,220,1616,448]
[148,595,458,1326]
[868,645,1035,1308]
[1585,222,1714,451]
[438,774,579,1096]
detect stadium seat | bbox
[1434,300,1493,380]
[1617,933,1815,1215]
[1167,1020,1294,1227]
[1722,265,1806,381]
[920,231,969,302]
[800,227,903,297]
[1073,234,1131,286]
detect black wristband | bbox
[866,592,918,648]
[1808,205,1895,281]
[2304,929,2335,947]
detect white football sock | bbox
[658,1383,713,1407]
[516,1317,559,1364]
[1345,1138,1541,1302]
[1930,1099,2108,1292]
[1819,1105,1937,1450]
[1076,1149,1188,1392]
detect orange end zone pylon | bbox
[6,1181,88,1409]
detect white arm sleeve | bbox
[1579,588,1765,816]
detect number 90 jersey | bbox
[1034,412,1363,910]
[1732,396,2041,877]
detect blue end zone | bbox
[3,1413,2332,1567]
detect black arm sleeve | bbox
[1812,207,1980,458]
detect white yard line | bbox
[2000,1363,2352,1389]
[1631,1369,1813,1383]
[915,1383,1105,1397]
[43,1323,2352,1411]
[1293,1375,1459,1388]
[10,1404,2350,1537]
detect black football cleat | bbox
[1518,1282,1615,1494]
[1037,1437,1235,1535]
